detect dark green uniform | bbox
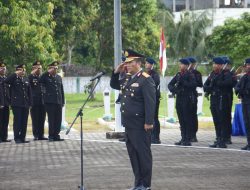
[40,72,64,141]
[110,70,156,188]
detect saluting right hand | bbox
[114,62,127,74]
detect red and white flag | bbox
[159,27,167,77]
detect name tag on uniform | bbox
[131,83,139,87]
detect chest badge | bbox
[131,83,139,87]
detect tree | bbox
[0,0,58,70]
[206,12,250,65]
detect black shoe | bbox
[209,142,218,148]
[21,140,30,143]
[183,141,192,146]
[241,145,250,150]
[34,137,39,141]
[218,143,227,148]
[225,139,232,145]
[38,137,48,140]
[191,137,198,142]
[151,139,161,144]
[175,140,183,145]
[48,138,54,142]
[2,139,11,142]
[15,139,23,144]
[54,138,64,141]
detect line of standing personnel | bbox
[0,61,64,143]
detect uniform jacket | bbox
[39,72,65,105]
[0,76,10,106]
[28,74,44,106]
[204,70,233,96]
[168,70,197,96]
[235,72,250,104]
[147,69,160,100]
[4,73,32,108]
[110,70,156,128]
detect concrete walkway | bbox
[0,128,250,190]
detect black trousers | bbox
[190,97,198,138]
[125,128,152,188]
[12,106,29,141]
[0,106,9,141]
[31,105,46,138]
[45,104,62,139]
[152,99,160,140]
[176,96,193,142]
[210,95,230,142]
[225,93,233,140]
[242,103,250,145]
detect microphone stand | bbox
[66,77,102,190]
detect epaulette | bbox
[142,72,150,78]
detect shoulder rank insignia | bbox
[142,72,150,78]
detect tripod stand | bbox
[66,77,102,190]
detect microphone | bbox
[90,71,105,81]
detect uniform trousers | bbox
[0,106,9,141]
[152,99,160,140]
[242,103,250,145]
[31,105,46,138]
[12,107,29,141]
[125,127,152,188]
[45,104,62,139]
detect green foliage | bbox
[0,1,58,71]
[206,12,250,66]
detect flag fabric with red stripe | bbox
[159,27,167,77]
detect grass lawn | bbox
[7,92,240,134]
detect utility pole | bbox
[113,0,123,133]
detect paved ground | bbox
[0,127,250,190]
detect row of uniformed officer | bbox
[110,49,156,190]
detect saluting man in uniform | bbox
[40,61,65,141]
[235,58,250,150]
[5,64,32,144]
[168,58,197,146]
[110,49,156,190]
[29,61,47,140]
[145,57,161,144]
[0,62,11,143]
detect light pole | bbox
[114,0,123,132]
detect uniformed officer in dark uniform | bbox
[29,61,47,140]
[221,56,237,144]
[145,57,161,144]
[235,58,250,150]
[0,62,11,143]
[40,61,65,141]
[168,58,197,146]
[110,49,156,190]
[187,57,203,142]
[203,56,233,148]
[5,64,32,143]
